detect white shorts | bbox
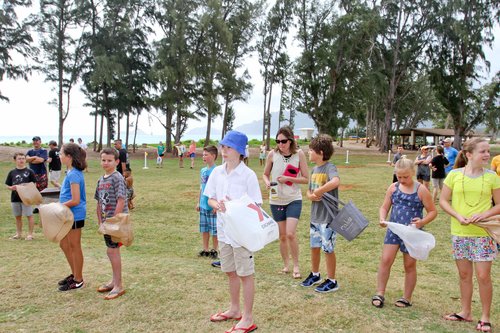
[50,170,61,182]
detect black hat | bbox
[32,136,41,141]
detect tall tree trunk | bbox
[265,80,274,149]
[221,93,230,141]
[133,112,139,153]
[98,111,104,151]
[117,110,121,140]
[93,100,98,151]
[166,106,173,153]
[125,108,130,148]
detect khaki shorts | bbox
[431,177,444,189]
[219,241,255,277]
[50,170,61,182]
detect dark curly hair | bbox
[309,134,334,161]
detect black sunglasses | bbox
[275,139,289,144]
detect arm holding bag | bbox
[15,182,43,205]
[385,221,436,260]
[322,192,369,241]
[222,194,278,252]
[98,213,134,247]
[39,203,74,242]
[474,215,500,243]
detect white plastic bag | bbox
[222,194,279,252]
[385,221,436,260]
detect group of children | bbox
[5,142,131,300]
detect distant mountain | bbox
[185,112,317,138]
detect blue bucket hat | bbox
[220,131,248,156]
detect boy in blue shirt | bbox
[196,145,218,259]
[301,134,341,293]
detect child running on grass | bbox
[440,138,500,332]
[372,157,437,308]
[196,145,218,259]
[5,152,37,240]
[204,131,262,333]
[95,148,129,300]
[57,143,87,291]
[300,134,341,293]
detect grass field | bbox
[0,150,499,333]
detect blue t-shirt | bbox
[199,164,216,210]
[27,148,48,175]
[444,146,458,174]
[59,168,86,221]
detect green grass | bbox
[0,151,498,332]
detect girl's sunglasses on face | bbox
[275,139,289,144]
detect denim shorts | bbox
[270,200,302,222]
[199,208,217,236]
[310,222,337,253]
[11,202,33,217]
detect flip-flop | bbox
[371,295,385,308]
[476,321,492,332]
[10,234,21,240]
[225,323,257,333]
[443,313,473,322]
[292,271,302,279]
[25,235,33,241]
[97,284,114,293]
[395,298,412,308]
[210,312,242,322]
[104,289,126,300]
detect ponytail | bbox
[453,150,467,169]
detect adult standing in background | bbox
[26,136,48,191]
[443,138,458,174]
[414,146,432,189]
[390,145,404,183]
[47,140,62,188]
[113,139,129,175]
[263,126,309,279]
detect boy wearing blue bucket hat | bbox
[204,131,262,333]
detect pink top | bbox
[188,143,196,154]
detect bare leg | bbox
[224,271,242,318]
[212,235,218,251]
[107,247,123,291]
[375,244,399,296]
[67,229,84,281]
[15,216,23,237]
[202,232,210,251]
[277,220,289,272]
[27,216,35,237]
[453,259,473,320]
[235,274,254,329]
[402,253,417,302]
[324,252,337,280]
[286,218,300,276]
[475,261,493,323]
[311,248,321,273]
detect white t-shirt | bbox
[203,161,262,247]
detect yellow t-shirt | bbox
[491,155,500,177]
[443,168,500,237]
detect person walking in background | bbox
[157,141,165,168]
[414,146,432,189]
[113,139,129,175]
[48,140,62,188]
[440,138,500,332]
[26,136,48,192]
[300,134,341,293]
[188,140,196,169]
[259,142,266,166]
[263,126,309,279]
[391,145,404,183]
[57,143,87,291]
[443,138,458,175]
[175,142,186,168]
[429,145,449,202]
[5,153,37,240]
[372,157,436,309]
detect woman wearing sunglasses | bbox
[263,126,309,279]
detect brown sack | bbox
[39,203,74,243]
[98,213,134,247]
[475,215,500,243]
[16,182,43,205]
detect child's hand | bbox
[411,217,424,229]
[379,219,387,228]
[8,185,16,191]
[195,204,200,212]
[456,215,470,225]
[216,200,226,213]
[467,212,488,224]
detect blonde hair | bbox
[394,156,414,173]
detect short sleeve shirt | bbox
[116,148,129,174]
[59,168,87,221]
[203,162,263,247]
[157,145,165,156]
[5,168,36,202]
[48,148,61,171]
[200,165,216,210]
[27,148,48,175]
[444,168,500,237]
[430,155,449,179]
[309,162,339,224]
[444,146,458,174]
[95,171,129,221]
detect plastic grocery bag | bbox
[222,194,279,252]
[98,213,134,247]
[322,192,369,241]
[16,182,43,205]
[385,221,436,260]
[39,203,74,242]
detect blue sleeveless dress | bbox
[384,182,424,253]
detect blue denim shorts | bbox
[270,200,302,222]
[310,222,337,253]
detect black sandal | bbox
[395,298,412,308]
[476,321,492,332]
[371,295,385,308]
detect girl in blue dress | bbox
[372,157,437,308]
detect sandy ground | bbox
[0,140,382,162]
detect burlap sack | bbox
[475,215,500,243]
[98,213,134,247]
[39,203,74,243]
[15,182,43,205]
